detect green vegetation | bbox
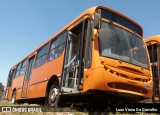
[0,82,4,100]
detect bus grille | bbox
[108,82,148,94]
[104,66,151,82]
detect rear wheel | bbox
[11,90,17,104]
[47,82,60,106]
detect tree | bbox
[0,82,4,100]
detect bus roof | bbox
[10,6,143,69]
[145,35,160,44]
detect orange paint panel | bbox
[83,34,102,91]
[7,75,24,100]
[101,57,151,77]
[16,88,22,100]
[11,75,24,90]
[145,35,160,45]
[83,70,90,92]
[7,88,12,100]
[27,81,48,98]
[30,52,64,85]
[89,68,106,90]
[46,52,64,79]
[102,66,152,98]
[22,80,29,97]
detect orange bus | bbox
[4,6,152,106]
[145,35,160,102]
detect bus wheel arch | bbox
[45,75,60,106]
[46,75,59,95]
[11,88,17,104]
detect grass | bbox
[0,100,159,115]
[0,100,88,115]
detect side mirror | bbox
[94,11,101,29]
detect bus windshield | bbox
[99,21,149,69]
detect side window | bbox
[35,43,49,67]
[7,69,16,86]
[85,20,92,68]
[48,32,67,61]
[11,69,16,79]
[12,69,16,78]
[15,63,22,78]
[19,59,28,75]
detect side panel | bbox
[22,80,29,97]
[11,76,24,91]
[83,69,90,91]
[11,75,24,100]
[27,52,65,99]
[83,32,104,91]
[16,88,23,100]
[27,82,48,98]
[83,33,106,91]
[89,68,106,90]
[7,87,12,100]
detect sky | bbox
[0,0,160,85]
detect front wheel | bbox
[47,82,60,106]
[11,91,17,104]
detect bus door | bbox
[147,44,160,102]
[61,20,86,93]
[22,56,35,98]
[5,68,16,99]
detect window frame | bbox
[14,63,22,78]
[85,19,92,68]
[101,9,142,36]
[19,59,28,76]
[7,68,16,86]
[48,31,67,61]
[98,20,149,69]
[34,43,49,68]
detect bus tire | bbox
[11,90,17,104]
[47,82,60,106]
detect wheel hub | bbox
[50,88,58,102]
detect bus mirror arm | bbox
[94,10,101,29]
